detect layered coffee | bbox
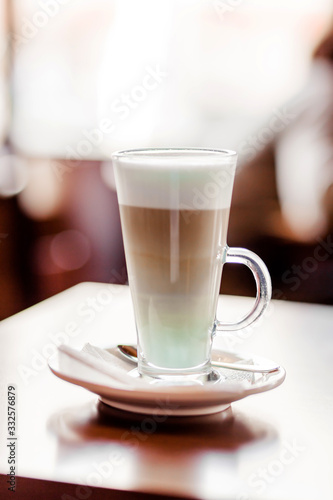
[113,150,236,375]
[112,149,270,380]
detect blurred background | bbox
[1,0,333,319]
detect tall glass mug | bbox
[112,149,271,381]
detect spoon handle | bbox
[212,359,279,373]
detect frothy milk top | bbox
[112,149,237,210]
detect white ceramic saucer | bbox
[48,347,285,417]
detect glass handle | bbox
[217,247,272,332]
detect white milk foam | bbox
[113,152,237,211]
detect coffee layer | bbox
[114,161,236,210]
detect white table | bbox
[0,282,332,499]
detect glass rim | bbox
[111,147,237,165]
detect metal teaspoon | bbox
[117,344,280,374]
